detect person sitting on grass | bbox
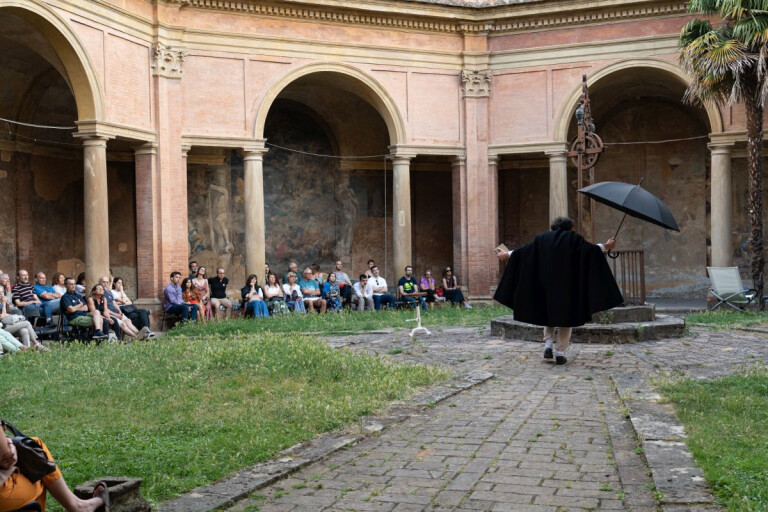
[61,277,107,340]
[241,274,270,318]
[0,423,109,512]
[322,272,342,312]
[282,272,306,313]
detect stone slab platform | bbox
[490,312,685,344]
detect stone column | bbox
[391,155,413,277]
[134,143,160,299]
[452,156,468,284]
[546,150,568,222]
[488,154,501,283]
[82,136,111,286]
[243,148,267,277]
[710,143,734,267]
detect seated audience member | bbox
[265,263,280,287]
[163,272,198,322]
[61,277,107,340]
[87,284,118,339]
[0,286,44,350]
[241,275,270,318]
[12,270,43,317]
[365,259,376,278]
[75,272,87,296]
[332,261,353,306]
[322,273,342,312]
[369,266,395,310]
[352,274,375,312]
[98,276,147,340]
[442,266,472,309]
[283,262,299,286]
[263,272,287,315]
[398,266,427,311]
[51,272,67,296]
[181,278,206,322]
[0,427,109,512]
[208,268,232,320]
[0,274,20,315]
[282,272,306,313]
[188,260,199,280]
[0,325,27,353]
[299,267,326,313]
[111,277,154,334]
[193,267,213,321]
[34,272,61,325]
[310,264,327,286]
[419,269,438,308]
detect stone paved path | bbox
[225,325,768,512]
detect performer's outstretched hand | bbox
[604,237,616,251]
[496,247,510,262]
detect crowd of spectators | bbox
[0,258,472,353]
[0,267,155,351]
[163,259,471,324]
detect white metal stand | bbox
[406,306,431,337]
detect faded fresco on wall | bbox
[0,153,138,295]
[186,103,456,285]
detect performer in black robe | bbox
[494,217,623,365]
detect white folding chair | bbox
[707,267,758,311]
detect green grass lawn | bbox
[0,331,448,507]
[686,310,768,328]
[658,365,768,511]
[165,304,510,338]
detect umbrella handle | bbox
[607,250,620,260]
[607,212,629,260]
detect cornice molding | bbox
[166,0,690,35]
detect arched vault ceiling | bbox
[276,81,389,157]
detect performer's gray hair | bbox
[550,217,574,231]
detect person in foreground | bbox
[494,216,623,365]
[0,428,109,511]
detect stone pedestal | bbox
[75,477,150,512]
[490,306,685,344]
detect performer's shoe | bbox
[543,347,553,359]
[555,355,568,365]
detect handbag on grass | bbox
[120,304,138,315]
[1,418,57,482]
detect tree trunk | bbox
[744,78,765,308]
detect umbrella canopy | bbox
[578,181,680,232]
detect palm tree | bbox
[679,0,768,307]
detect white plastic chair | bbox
[707,267,758,311]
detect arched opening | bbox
[567,65,712,297]
[0,5,137,293]
[187,68,455,285]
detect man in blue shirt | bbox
[61,277,107,340]
[33,272,61,325]
[163,271,197,321]
[398,266,427,311]
[298,267,326,313]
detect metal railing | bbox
[606,250,645,305]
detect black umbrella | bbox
[578,179,680,241]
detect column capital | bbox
[452,155,467,167]
[132,142,158,156]
[461,69,492,97]
[708,142,735,153]
[181,142,192,157]
[243,146,268,160]
[545,149,568,158]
